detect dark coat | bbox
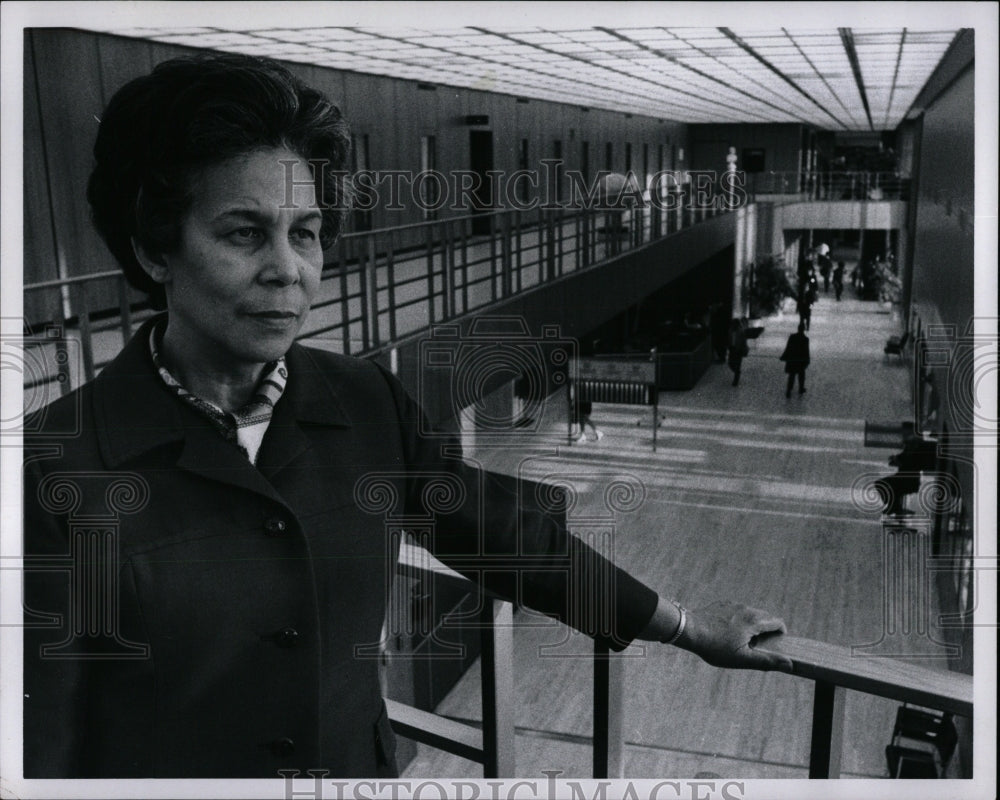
[23,316,658,778]
[780,331,811,373]
[727,327,748,369]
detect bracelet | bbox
[664,601,687,645]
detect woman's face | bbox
[151,147,324,371]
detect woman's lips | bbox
[242,310,300,329]
[245,310,297,319]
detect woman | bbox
[23,53,791,778]
[726,318,749,387]
[780,322,811,398]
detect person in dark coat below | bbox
[873,433,939,515]
[833,260,845,301]
[780,322,811,398]
[726,318,749,386]
[21,52,791,779]
[817,244,832,293]
[796,289,813,331]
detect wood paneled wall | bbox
[23,28,689,324]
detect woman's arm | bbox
[637,595,793,671]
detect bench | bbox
[884,331,910,361]
[864,420,915,449]
[570,357,659,451]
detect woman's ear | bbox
[132,238,171,284]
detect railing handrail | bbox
[392,538,972,779]
[398,543,973,716]
[755,635,972,717]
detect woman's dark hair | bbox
[87,52,352,308]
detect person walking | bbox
[727,318,749,386]
[817,244,832,293]
[833,261,845,301]
[796,289,813,332]
[780,322,811,398]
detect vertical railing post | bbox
[514,211,524,290]
[546,208,557,280]
[337,238,351,354]
[555,208,564,275]
[500,211,512,298]
[425,223,436,323]
[808,680,846,778]
[489,213,499,303]
[364,234,379,350]
[592,640,625,779]
[480,597,515,778]
[386,233,398,342]
[71,283,95,383]
[117,275,132,346]
[442,221,454,319]
[460,218,470,314]
[52,292,72,395]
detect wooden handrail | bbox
[383,698,484,763]
[392,543,973,779]
[754,634,973,717]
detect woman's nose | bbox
[259,238,301,285]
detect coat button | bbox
[264,517,287,536]
[275,627,299,648]
[270,737,295,757]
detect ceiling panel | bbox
[79,24,960,130]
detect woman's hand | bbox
[676,600,793,672]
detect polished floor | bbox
[398,285,958,779]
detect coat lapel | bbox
[254,344,353,479]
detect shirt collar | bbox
[147,321,288,464]
[92,315,354,469]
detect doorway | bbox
[469,130,494,234]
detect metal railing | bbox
[21,171,906,398]
[393,540,972,779]
[744,170,910,201]
[22,197,733,397]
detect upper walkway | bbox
[20,171,909,412]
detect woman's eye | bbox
[293,228,318,241]
[231,227,263,242]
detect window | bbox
[605,142,614,172]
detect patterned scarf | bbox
[149,324,287,465]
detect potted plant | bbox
[874,260,902,310]
[743,255,796,328]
